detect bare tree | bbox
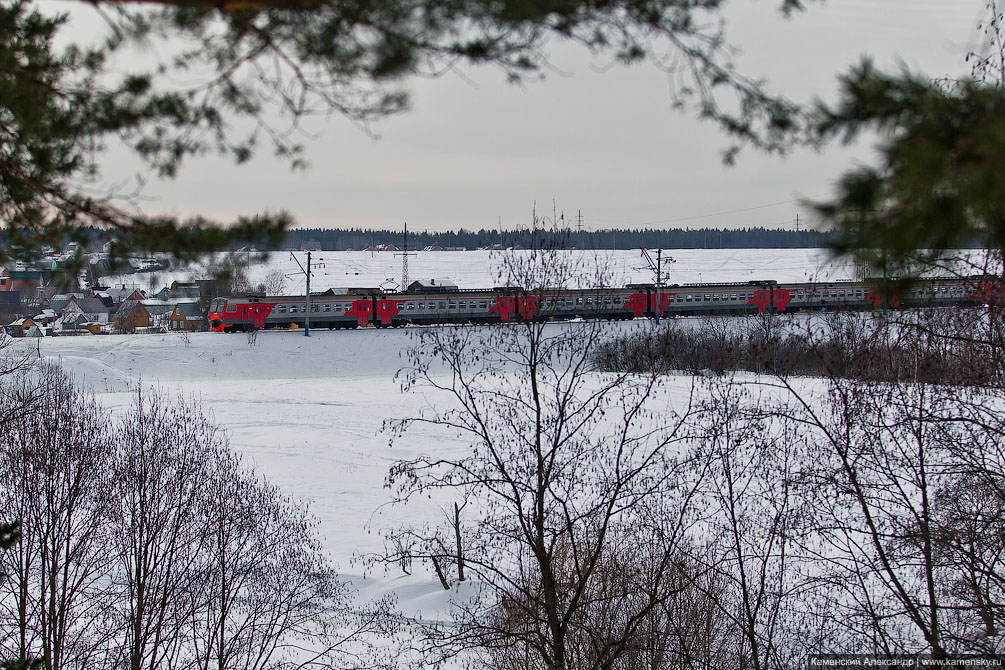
[105,388,227,670]
[735,310,1005,658]
[106,386,394,670]
[0,363,115,670]
[188,449,390,670]
[481,531,737,670]
[588,286,1005,660]
[258,269,288,297]
[932,470,1005,644]
[693,376,840,670]
[0,365,395,670]
[382,239,705,670]
[968,0,1005,88]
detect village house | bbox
[113,299,152,333]
[168,303,206,331]
[57,297,110,334]
[60,296,109,325]
[49,293,87,313]
[156,281,200,301]
[5,317,35,337]
[0,266,42,294]
[104,286,146,304]
[406,278,459,293]
[140,300,181,330]
[0,265,43,314]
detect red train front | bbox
[207,297,276,332]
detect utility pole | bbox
[396,222,415,292]
[305,250,311,336]
[639,248,676,325]
[402,222,409,291]
[290,251,313,337]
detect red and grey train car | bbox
[207,277,993,333]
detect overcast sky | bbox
[96,0,987,233]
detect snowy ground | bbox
[35,327,466,611]
[102,247,861,295]
[42,248,977,624]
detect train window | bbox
[731,294,737,300]
[323,304,331,312]
[277,305,286,313]
[311,305,319,312]
[685,295,692,302]
[406,302,414,310]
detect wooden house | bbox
[113,300,152,332]
[169,303,206,331]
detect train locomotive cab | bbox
[207,298,230,332]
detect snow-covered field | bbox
[103,247,860,295]
[37,326,486,617]
[29,248,949,621]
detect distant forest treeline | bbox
[41,226,838,253]
[281,226,836,251]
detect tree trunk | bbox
[454,503,465,582]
